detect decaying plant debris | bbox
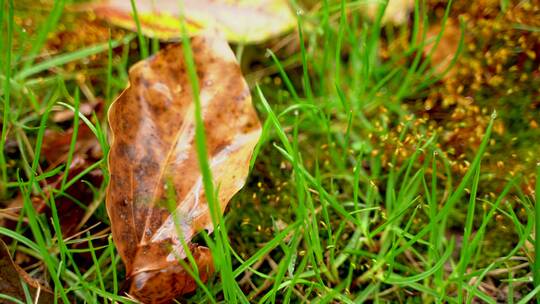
[106,32,261,303]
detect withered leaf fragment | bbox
[91,0,295,43]
[107,32,261,303]
[365,0,414,24]
[0,240,54,304]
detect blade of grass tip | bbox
[334,0,346,88]
[256,86,293,154]
[20,279,32,304]
[107,236,118,296]
[164,179,201,278]
[364,0,386,82]
[383,238,454,285]
[283,253,313,303]
[60,88,80,190]
[235,44,244,62]
[129,0,148,59]
[47,194,93,301]
[249,118,271,171]
[0,0,5,54]
[534,163,540,302]
[465,179,515,260]
[151,37,160,55]
[17,174,70,304]
[291,118,324,283]
[353,152,364,222]
[87,232,106,292]
[314,156,335,263]
[517,285,540,304]
[259,231,303,304]
[233,221,300,278]
[90,111,109,158]
[0,294,25,304]
[15,34,135,80]
[389,112,496,259]
[106,29,113,110]
[267,50,300,102]
[500,0,509,12]
[0,0,14,197]
[63,159,103,190]
[296,12,313,102]
[0,226,41,253]
[21,97,71,303]
[178,7,240,302]
[56,102,100,142]
[457,163,481,303]
[425,150,443,293]
[48,193,67,264]
[272,143,362,227]
[464,202,533,304]
[508,266,514,304]
[81,284,138,303]
[416,0,453,75]
[396,0,426,99]
[318,0,330,96]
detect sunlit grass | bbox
[0,0,538,303]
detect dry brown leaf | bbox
[41,123,102,168]
[106,32,261,303]
[32,121,104,236]
[47,155,104,236]
[0,239,54,304]
[91,0,295,43]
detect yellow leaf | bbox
[92,0,296,43]
[366,0,415,25]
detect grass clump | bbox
[0,0,539,303]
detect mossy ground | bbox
[2,0,540,302]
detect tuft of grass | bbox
[0,0,538,303]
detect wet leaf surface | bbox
[0,239,54,304]
[91,0,295,43]
[107,32,261,303]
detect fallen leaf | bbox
[1,159,104,239]
[46,155,104,236]
[39,119,104,236]
[1,116,104,238]
[41,123,102,168]
[107,32,261,302]
[0,239,54,304]
[91,0,295,43]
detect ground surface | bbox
[1,0,540,303]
